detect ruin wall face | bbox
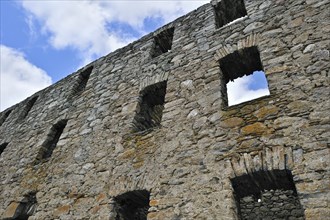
[0,0,329,219]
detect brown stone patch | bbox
[239,139,260,149]
[305,208,329,220]
[255,105,279,119]
[96,193,107,203]
[149,199,159,207]
[120,134,156,169]
[68,191,84,199]
[133,160,144,169]
[3,202,20,218]
[287,100,310,112]
[90,205,101,214]
[148,212,158,219]
[73,197,93,208]
[221,117,244,128]
[289,17,304,28]
[266,65,289,74]
[120,149,135,159]
[241,122,268,135]
[53,205,70,216]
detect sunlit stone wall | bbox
[0,0,329,219]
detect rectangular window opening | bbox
[0,142,9,156]
[36,119,68,163]
[219,46,270,107]
[152,28,174,58]
[231,170,305,219]
[132,81,167,132]
[21,96,38,119]
[214,0,247,28]
[114,190,150,220]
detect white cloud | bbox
[0,1,208,110]
[102,1,208,28]
[21,0,208,64]
[0,45,52,111]
[227,74,270,106]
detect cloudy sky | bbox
[0,0,269,111]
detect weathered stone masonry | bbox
[0,0,329,219]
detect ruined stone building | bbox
[0,0,329,219]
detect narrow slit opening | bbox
[72,66,93,96]
[0,142,9,156]
[36,119,68,163]
[0,109,12,126]
[20,96,38,119]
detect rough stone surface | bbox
[239,190,305,220]
[3,202,20,219]
[0,0,329,219]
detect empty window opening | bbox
[36,119,68,162]
[152,28,174,58]
[231,170,305,220]
[227,71,270,106]
[21,96,38,119]
[114,190,150,220]
[219,46,269,106]
[214,0,247,28]
[0,142,9,156]
[73,66,93,95]
[132,81,167,132]
[8,192,37,220]
[0,110,12,126]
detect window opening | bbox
[231,170,305,220]
[132,81,167,132]
[219,46,269,106]
[227,71,270,106]
[73,66,93,95]
[214,0,247,28]
[21,96,38,119]
[8,192,37,220]
[36,119,68,163]
[0,142,9,156]
[0,110,12,126]
[114,190,150,220]
[152,28,174,58]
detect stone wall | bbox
[0,0,329,219]
[239,189,304,220]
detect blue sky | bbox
[227,71,269,106]
[0,0,268,111]
[1,1,79,82]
